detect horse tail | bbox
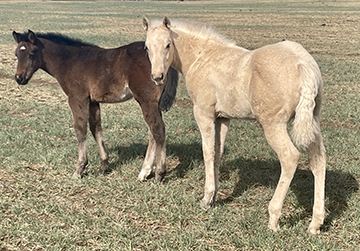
[291,60,323,148]
[159,66,179,112]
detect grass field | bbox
[1,0,360,250]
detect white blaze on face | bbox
[20,46,26,51]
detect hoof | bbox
[268,211,280,232]
[138,170,151,181]
[307,218,322,235]
[307,224,321,235]
[307,228,320,235]
[155,170,166,182]
[72,171,82,179]
[137,165,154,181]
[268,223,280,232]
[99,159,109,175]
[200,198,212,210]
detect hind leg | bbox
[307,133,326,234]
[138,104,166,181]
[262,122,300,231]
[214,117,230,172]
[89,102,109,175]
[208,117,230,205]
[69,98,90,179]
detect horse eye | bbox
[144,45,148,51]
[166,43,171,49]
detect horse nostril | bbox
[15,74,26,85]
[151,73,164,82]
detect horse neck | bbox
[40,38,92,81]
[39,39,67,78]
[171,29,206,75]
[172,29,234,76]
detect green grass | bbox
[1,1,360,250]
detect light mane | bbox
[151,19,236,46]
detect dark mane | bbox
[20,31,96,47]
[37,32,96,47]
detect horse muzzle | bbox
[151,73,165,86]
[15,74,29,85]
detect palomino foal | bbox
[143,16,326,234]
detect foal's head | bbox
[143,16,174,86]
[13,30,43,85]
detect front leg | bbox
[193,105,218,209]
[69,97,89,179]
[137,103,166,181]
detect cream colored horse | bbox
[142,16,326,234]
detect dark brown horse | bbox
[13,30,178,180]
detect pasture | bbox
[0,0,359,250]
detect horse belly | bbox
[98,86,133,103]
[215,92,255,119]
[91,79,133,103]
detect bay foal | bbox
[13,30,178,181]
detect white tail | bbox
[291,61,323,148]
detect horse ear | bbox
[142,16,150,31]
[163,16,171,29]
[13,31,21,43]
[27,30,37,44]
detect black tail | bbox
[159,67,179,112]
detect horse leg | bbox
[306,132,326,234]
[262,122,300,231]
[138,103,166,181]
[138,128,156,181]
[193,106,218,209]
[154,114,166,181]
[89,101,109,175]
[69,98,90,179]
[138,131,156,181]
[204,117,231,203]
[215,117,230,173]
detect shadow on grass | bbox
[107,141,204,179]
[106,143,148,174]
[106,141,203,176]
[166,142,203,179]
[107,141,358,232]
[217,157,359,231]
[167,143,358,232]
